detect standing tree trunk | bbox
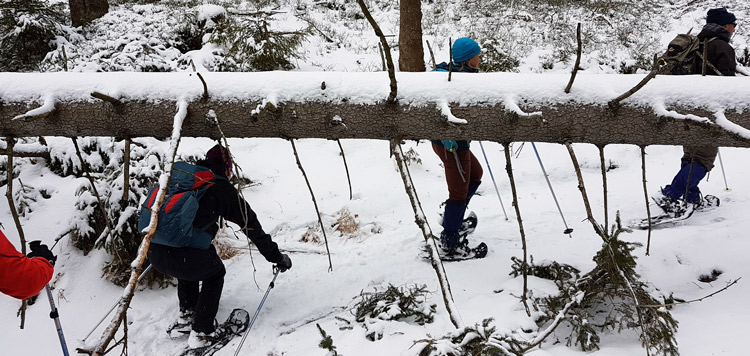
[398,0,425,72]
[69,0,109,27]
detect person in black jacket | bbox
[148,144,292,348]
[431,37,483,254]
[655,8,737,216]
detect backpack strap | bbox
[698,37,723,76]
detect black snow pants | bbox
[148,243,226,334]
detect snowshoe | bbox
[181,308,250,356]
[459,211,477,237]
[440,241,488,262]
[167,309,194,338]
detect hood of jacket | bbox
[697,23,732,42]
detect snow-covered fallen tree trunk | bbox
[2,72,750,147]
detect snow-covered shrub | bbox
[479,39,520,73]
[415,318,530,356]
[63,138,170,287]
[530,215,679,356]
[209,10,309,71]
[0,0,67,71]
[353,284,436,341]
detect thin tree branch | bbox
[640,146,653,255]
[598,145,609,233]
[426,40,437,71]
[91,92,122,105]
[502,143,531,316]
[88,100,189,356]
[290,139,333,272]
[5,137,28,329]
[564,22,583,94]
[564,143,605,237]
[638,278,740,308]
[121,139,131,203]
[336,139,353,200]
[391,139,461,329]
[357,0,397,103]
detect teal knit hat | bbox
[452,37,481,63]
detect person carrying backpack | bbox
[0,230,55,300]
[146,144,292,348]
[654,8,737,216]
[432,37,484,255]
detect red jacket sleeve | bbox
[0,232,53,300]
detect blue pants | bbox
[662,159,707,203]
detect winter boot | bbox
[440,199,467,251]
[167,308,194,338]
[187,320,226,349]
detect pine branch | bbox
[640,146,653,254]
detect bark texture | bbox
[398,0,426,72]
[2,100,750,147]
[69,0,109,27]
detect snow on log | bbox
[1,72,749,147]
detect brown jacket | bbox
[682,146,719,171]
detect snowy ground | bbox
[1,137,748,356]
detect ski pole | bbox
[717,148,730,191]
[82,264,153,341]
[531,142,573,236]
[45,284,70,356]
[234,266,281,356]
[478,142,509,221]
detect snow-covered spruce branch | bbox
[390,139,462,329]
[88,99,188,356]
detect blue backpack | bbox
[138,162,223,250]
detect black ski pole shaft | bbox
[82,264,153,341]
[234,267,280,356]
[531,142,573,236]
[45,284,70,356]
[478,142,509,220]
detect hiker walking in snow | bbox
[0,230,55,300]
[146,144,292,348]
[654,8,737,216]
[432,37,484,255]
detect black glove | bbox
[28,240,56,266]
[277,254,292,273]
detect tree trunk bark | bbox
[69,0,109,27]
[398,0,425,72]
[2,100,750,147]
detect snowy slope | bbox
[1,138,748,356]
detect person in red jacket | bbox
[0,230,55,299]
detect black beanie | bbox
[706,8,736,26]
